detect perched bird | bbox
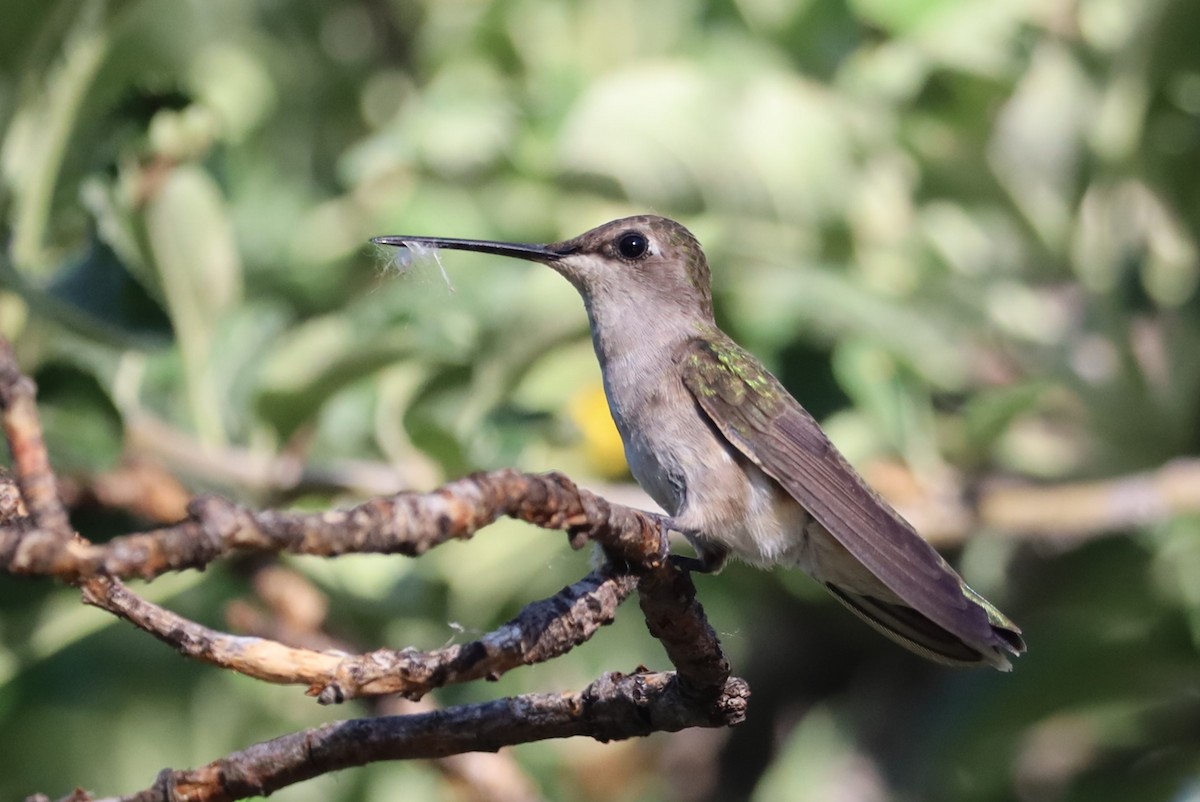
[374,216,1025,669]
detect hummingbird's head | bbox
[546,216,713,318]
[373,215,715,323]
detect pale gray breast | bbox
[586,314,726,518]
[603,361,691,515]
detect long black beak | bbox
[371,235,564,262]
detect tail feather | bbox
[825,583,1024,670]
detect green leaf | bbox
[962,382,1048,455]
[137,163,243,444]
[141,164,242,329]
[403,365,474,475]
[33,361,124,473]
[256,315,416,441]
[831,338,938,462]
[0,237,172,349]
[849,0,960,33]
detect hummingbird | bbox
[373,216,1025,669]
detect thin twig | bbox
[637,565,731,699]
[316,567,637,703]
[227,563,548,802]
[59,458,192,525]
[858,457,1200,545]
[27,671,749,802]
[125,411,439,499]
[0,471,665,581]
[377,696,549,802]
[76,566,638,703]
[0,470,26,524]
[1,334,743,802]
[0,341,72,540]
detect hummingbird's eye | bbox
[616,232,649,260]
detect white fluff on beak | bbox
[376,240,456,293]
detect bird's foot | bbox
[670,550,728,575]
[652,514,729,575]
[667,554,716,574]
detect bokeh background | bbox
[3,0,1200,800]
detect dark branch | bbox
[0,471,666,582]
[29,671,749,802]
[0,335,745,802]
[0,341,72,541]
[317,567,637,703]
[637,566,731,698]
[75,566,638,703]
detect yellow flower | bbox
[568,383,628,478]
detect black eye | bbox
[616,232,649,260]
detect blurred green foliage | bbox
[2,0,1200,800]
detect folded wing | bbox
[680,337,1023,664]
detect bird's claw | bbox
[651,514,728,575]
[668,554,716,574]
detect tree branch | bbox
[71,563,639,701]
[0,340,72,540]
[637,564,731,699]
[226,563,548,802]
[315,567,637,704]
[27,671,748,802]
[0,336,744,802]
[0,470,665,581]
